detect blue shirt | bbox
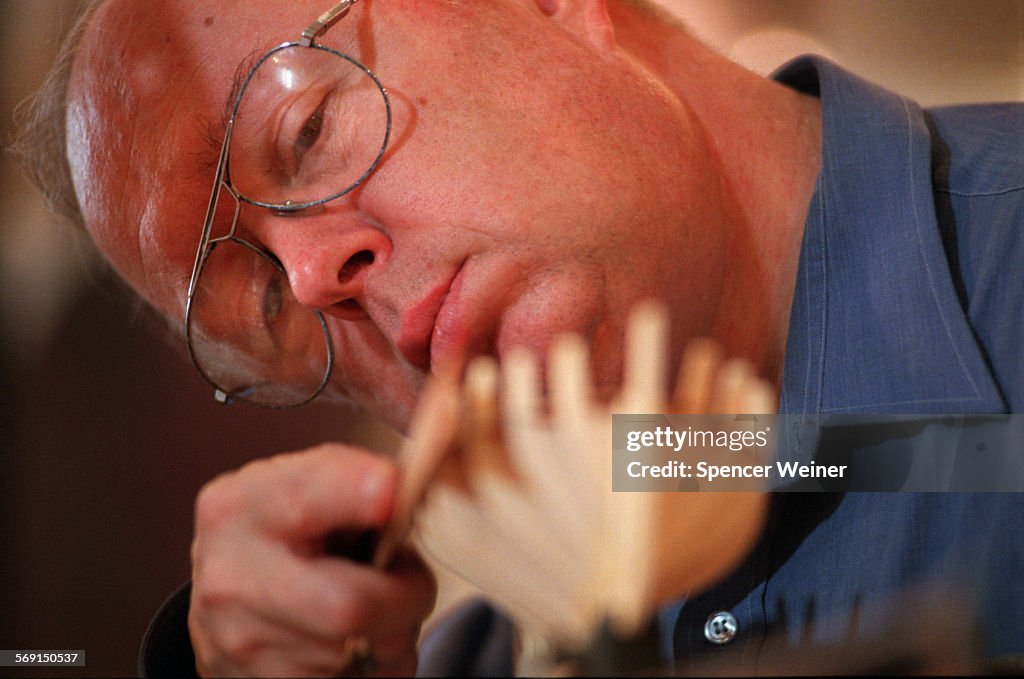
[666,56,1023,672]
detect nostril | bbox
[339,250,375,283]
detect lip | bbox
[429,260,469,372]
[395,262,464,372]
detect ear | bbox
[533,0,616,53]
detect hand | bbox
[188,444,436,677]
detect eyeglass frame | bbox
[184,0,392,407]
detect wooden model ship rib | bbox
[376,301,776,656]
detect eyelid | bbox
[234,240,287,336]
[274,85,333,179]
[262,276,284,336]
[295,98,328,158]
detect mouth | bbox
[429,259,470,373]
[395,260,466,373]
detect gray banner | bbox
[612,414,1024,492]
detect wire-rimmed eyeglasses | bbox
[184,0,391,408]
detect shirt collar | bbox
[773,56,1004,414]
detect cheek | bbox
[373,64,598,232]
[493,271,632,402]
[328,321,425,430]
[494,261,609,358]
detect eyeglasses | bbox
[185,0,391,408]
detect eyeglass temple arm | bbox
[300,0,360,47]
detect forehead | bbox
[67,0,364,318]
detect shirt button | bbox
[703,611,738,645]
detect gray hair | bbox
[9,1,101,232]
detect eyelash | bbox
[295,98,328,161]
[263,276,284,332]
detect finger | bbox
[191,547,433,675]
[196,445,398,541]
[191,605,360,678]
[251,548,436,642]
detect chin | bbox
[490,310,627,404]
[324,369,423,435]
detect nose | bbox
[263,213,390,320]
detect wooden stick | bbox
[373,372,461,568]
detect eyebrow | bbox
[201,48,264,166]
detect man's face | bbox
[69,0,729,430]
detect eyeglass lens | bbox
[187,45,388,406]
[231,45,390,207]
[189,239,333,406]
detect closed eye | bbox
[263,276,284,333]
[294,98,328,165]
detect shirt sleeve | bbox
[139,581,198,679]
